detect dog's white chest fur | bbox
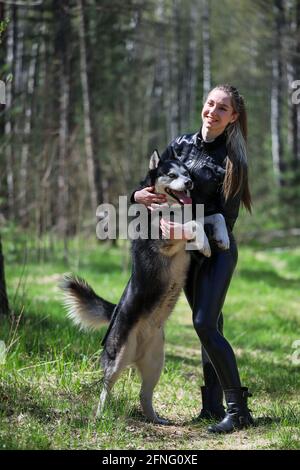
[139,244,190,331]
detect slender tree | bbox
[19,37,39,223]
[54,0,71,259]
[271,0,285,186]
[77,0,98,215]
[202,0,211,101]
[0,236,9,316]
[0,22,10,314]
[4,4,16,219]
[290,0,300,168]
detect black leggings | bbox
[184,232,241,390]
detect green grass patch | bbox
[0,241,299,449]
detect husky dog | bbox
[60,150,229,424]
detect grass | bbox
[0,239,299,450]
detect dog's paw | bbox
[152,415,172,426]
[144,411,172,425]
[215,232,230,251]
[202,240,211,257]
[190,226,211,257]
[205,213,230,251]
[199,233,211,257]
[188,239,211,257]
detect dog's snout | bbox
[185,180,193,190]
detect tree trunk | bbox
[271,0,285,186]
[4,4,16,219]
[55,1,71,259]
[155,0,170,144]
[77,0,98,214]
[0,236,10,316]
[202,0,211,101]
[286,0,300,168]
[170,0,180,139]
[14,7,24,99]
[19,40,39,223]
[185,2,200,129]
[85,6,104,205]
[293,0,300,167]
[0,6,10,317]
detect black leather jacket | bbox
[131,130,243,231]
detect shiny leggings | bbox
[184,232,241,390]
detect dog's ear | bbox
[149,149,160,170]
[171,147,178,160]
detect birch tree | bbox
[77,0,98,214]
[55,0,71,258]
[185,2,200,129]
[0,6,9,317]
[288,0,300,168]
[0,236,9,316]
[19,38,39,222]
[271,0,285,187]
[4,4,16,219]
[202,0,211,101]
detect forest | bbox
[0,0,300,239]
[0,0,299,451]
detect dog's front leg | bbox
[205,213,230,250]
[185,220,211,257]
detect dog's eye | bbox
[183,172,189,177]
[168,173,177,179]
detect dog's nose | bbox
[185,180,193,189]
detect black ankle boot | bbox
[194,385,225,421]
[208,387,254,433]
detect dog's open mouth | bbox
[165,188,192,205]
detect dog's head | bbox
[148,149,193,205]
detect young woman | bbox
[132,84,253,433]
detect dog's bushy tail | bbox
[59,274,115,330]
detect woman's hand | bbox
[160,218,196,241]
[134,186,167,209]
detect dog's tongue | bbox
[174,191,192,205]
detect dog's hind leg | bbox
[96,332,137,419]
[136,328,169,425]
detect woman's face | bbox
[201,89,238,135]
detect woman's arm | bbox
[133,186,167,207]
[129,141,177,205]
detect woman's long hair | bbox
[208,84,252,212]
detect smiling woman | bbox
[201,85,251,211]
[133,84,254,434]
[202,89,238,140]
